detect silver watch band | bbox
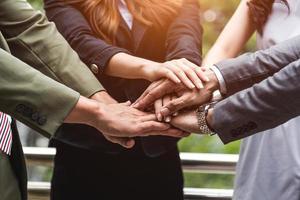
[196,103,216,135]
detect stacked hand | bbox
[67,59,219,149]
[133,68,219,133]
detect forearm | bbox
[202,0,254,67]
[0,49,80,138]
[44,0,129,75]
[105,53,157,80]
[216,35,300,95]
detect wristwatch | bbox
[195,102,217,135]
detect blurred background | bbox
[24,0,257,190]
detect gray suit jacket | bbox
[213,35,300,144]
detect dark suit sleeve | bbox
[215,35,300,95]
[213,59,300,144]
[165,0,202,65]
[44,0,129,73]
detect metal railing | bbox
[24,147,237,200]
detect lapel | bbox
[0,31,10,53]
[131,20,148,53]
[118,16,132,42]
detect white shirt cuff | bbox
[210,65,227,95]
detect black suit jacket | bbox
[44,0,202,157]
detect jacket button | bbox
[31,112,39,121]
[23,107,33,117]
[90,64,99,74]
[16,104,25,113]
[37,116,47,125]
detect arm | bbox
[136,34,300,116]
[202,0,255,67]
[0,49,186,148]
[0,48,80,137]
[165,0,203,66]
[44,0,205,89]
[210,59,300,144]
[0,0,104,97]
[215,35,300,95]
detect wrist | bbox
[139,60,160,81]
[64,96,105,127]
[90,91,117,104]
[204,69,220,93]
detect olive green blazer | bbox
[0,0,104,199]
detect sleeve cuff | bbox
[210,65,227,95]
[91,47,130,74]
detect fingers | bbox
[132,80,164,109]
[161,68,181,84]
[133,80,175,110]
[154,99,163,121]
[160,95,190,117]
[195,67,210,82]
[162,95,172,122]
[143,128,191,138]
[171,95,179,117]
[140,114,160,122]
[121,101,131,106]
[165,62,195,89]
[176,59,204,89]
[138,121,170,135]
[182,59,209,82]
[104,135,135,149]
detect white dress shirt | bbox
[118,0,133,30]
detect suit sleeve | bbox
[44,0,129,74]
[0,49,79,138]
[0,0,104,97]
[215,35,300,95]
[213,59,300,144]
[165,0,202,66]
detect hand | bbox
[170,110,200,134]
[134,69,219,117]
[142,58,209,89]
[154,95,178,122]
[91,92,129,146]
[90,101,189,146]
[133,79,184,110]
[66,93,189,148]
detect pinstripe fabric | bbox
[0,112,12,155]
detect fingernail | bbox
[173,112,179,116]
[161,108,170,116]
[157,113,162,121]
[133,103,139,108]
[165,116,171,122]
[126,140,135,148]
[205,77,210,82]
[197,82,204,89]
